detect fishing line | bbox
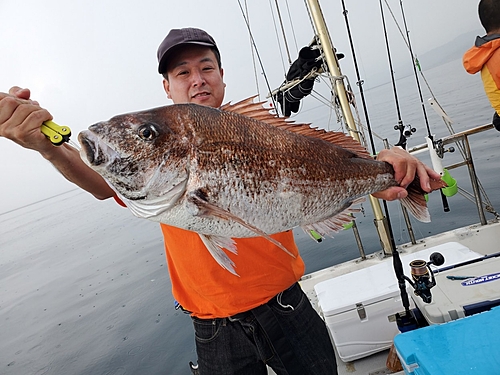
[244,0,261,100]
[382,1,465,156]
[386,1,466,156]
[397,0,432,138]
[267,0,288,74]
[237,0,278,110]
[284,0,299,52]
[387,1,496,215]
[382,0,444,130]
[340,0,376,155]
[274,0,292,65]
[339,0,398,253]
[303,3,348,131]
[378,0,408,150]
[382,0,472,175]
[68,139,81,151]
[395,0,452,212]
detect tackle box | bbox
[314,242,481,362]
[394,305,500,374]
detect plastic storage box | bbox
[314,242,480,362]
[394,306,500,374]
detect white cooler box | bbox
[314,242,481,362]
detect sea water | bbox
[1,58,499,374]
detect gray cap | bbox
[157,28,218,73]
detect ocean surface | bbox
[1,58,499,375]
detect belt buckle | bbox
[228,312,252,322]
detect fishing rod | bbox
[377,0,420,320]
[378,0,415,150]
[396,0,451,213]
[376,0,455,325]
[385,0,495,217]
[304,0,396,255]
[340,0,398,255]
[339,1,376,154]
[396,0,431,137]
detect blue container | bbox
[394,306,500,374]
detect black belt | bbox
[227,311,253,322]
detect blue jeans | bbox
[192,283,337,375]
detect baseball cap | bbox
[157,28,219,74]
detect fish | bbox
[78,97,446,275]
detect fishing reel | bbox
[405,252,445,303]
[391,252,445,333]
[434,138,455,159]
[394,122,416,149]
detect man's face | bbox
[163,45,225,108]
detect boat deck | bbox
[268,219,500,374]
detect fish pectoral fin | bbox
[204,234,238,255]
[301,198,363,238]
[199,234,239,276]
[188,194,295,258]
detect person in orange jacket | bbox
[463,0,500,131]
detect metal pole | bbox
[305,0,393,254]
[463,137,487,225]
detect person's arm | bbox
[41,142,115,200]
[371,146,441,201]
[0,87,115,200]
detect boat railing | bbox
[353,123,496,260]
[408,123,494,226]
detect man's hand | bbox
[372,146,441,201]
[1,86,116,200]
[0,87,53,153]
[9,86,37,103]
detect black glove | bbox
[493,111,500,131]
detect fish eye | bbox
[138,123,159,141]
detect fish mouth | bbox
[78,130,114,167]
[78,132,96,164]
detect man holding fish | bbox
[0,27,441,375]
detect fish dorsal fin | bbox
[221,96,372,159]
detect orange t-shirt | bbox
[160,224,305,319]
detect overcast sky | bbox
[0,0,481,213]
